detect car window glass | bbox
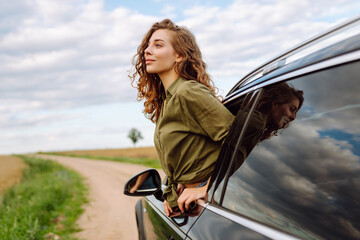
[221,61,360,239]
[211,90,262,203]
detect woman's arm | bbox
[177,178,210,213]
[129,172,149,193]
[178,81,235,142]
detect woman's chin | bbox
[276,121,286,129]
[145,67,156,74]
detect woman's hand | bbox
[177,183,185,195]
[163,200,173,217]
[177,185,207,213]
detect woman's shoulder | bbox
[176,79,212,96]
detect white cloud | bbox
[178,0,359,81]
[0,0,359,154]
[161,5,176,18]
[223,117,360,238]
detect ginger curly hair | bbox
[130,19,219,123]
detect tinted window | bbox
[221,61,360,239]
[210,90,262,202]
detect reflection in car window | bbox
[212,83,304,202]
[222,62,360,239]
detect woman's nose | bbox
[289,112,296,121]
[145,46,151,56]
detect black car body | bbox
[125,15,360,240]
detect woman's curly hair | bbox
[257,82,304,141]
[130,19,219,123]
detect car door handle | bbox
[171,216,188,227]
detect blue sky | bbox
[104,0,235,17]
[0,0,359,154]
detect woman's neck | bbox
[159,71,180,92]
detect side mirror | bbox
[124,169,162,197]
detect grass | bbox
[39,146,161,169]
[43,147,158,159]
[0,155,88,240]
[43,153,161,169]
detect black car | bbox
[124,15,360,240]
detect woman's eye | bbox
[156,44,162,47]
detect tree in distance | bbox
[128,128,143,147]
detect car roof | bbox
[224,14,360,104]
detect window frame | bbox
[209,88,264,204]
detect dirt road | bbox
[34,154,161,240]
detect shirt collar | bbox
[166,77,185,98]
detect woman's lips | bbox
[146,59,155,64]
[280,116,289,127]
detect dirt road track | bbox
[34,154,159,240]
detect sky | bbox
[1,0,359,155]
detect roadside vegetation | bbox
[40,147,161,169]
[0,155,26,194]
[0,155,87,240]
[43,153,161,169]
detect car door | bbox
[141,188,204,239]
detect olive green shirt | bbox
[154,77,235,207]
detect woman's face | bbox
[268,96,300,128]
[144,29,181,76]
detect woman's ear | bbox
[175,53,183,63]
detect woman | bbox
[211,82,304,191]
[256,82,304,141]
[130,19,235,216]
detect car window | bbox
[209,90,263,202]
[220,61,360,239]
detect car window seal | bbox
[209,91,254,198]
[219,88,264,205]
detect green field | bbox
[41,147,161,169]
[0,155,88,240]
